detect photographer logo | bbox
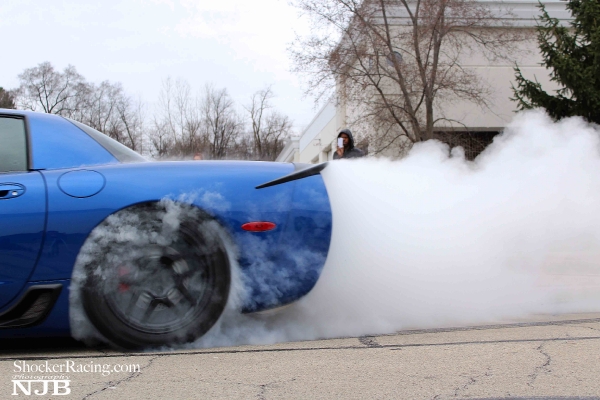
[12,379,71,396]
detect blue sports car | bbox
[0,109,332,349]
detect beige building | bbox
[277,0,572,164]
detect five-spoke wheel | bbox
[81,203,230,349]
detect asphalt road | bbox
[1,313,600,400]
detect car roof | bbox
[0,109,67,121]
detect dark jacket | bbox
[333,129,365,159]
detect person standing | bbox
[333,128,365,159]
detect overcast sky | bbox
[0,0,320,132]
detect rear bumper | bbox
[241,174,332,313]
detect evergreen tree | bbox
[0,87,15,109]
[512,0,600,124]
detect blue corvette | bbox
[0,109,332,349]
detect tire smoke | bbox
[69,199,244,348]
[70,110,600,349]
[193,110,600,348]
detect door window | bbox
[0,116,27,173]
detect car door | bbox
[0,114,46,309]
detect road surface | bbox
[1,313,600,399]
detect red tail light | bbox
[241,222,276,232]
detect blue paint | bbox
[0,171,46,309]
[0,183,26,199]
[0,110,332,340]
[58,170,106,198]
[28,112,117,170]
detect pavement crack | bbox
[4,335,600,361]
[82,354,161,399]
[527,342,552,388]
[453,376,476,398]
[578,324,600,332]
[452,367,491,398]
[257,378,296,400]
[358,336,382,348]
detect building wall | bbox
[435,32,556,131]
[282,0,570,164]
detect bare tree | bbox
[117,98,148,154]
[13,62,145,151]
[150,119,176,158]
[151,78,204,158]
[290,0,525,155]
[228,133,255,160]
[73,81,145,151]
[0,87,15,109]
[150,80,245,160]
[113,92,146,152]
[14,62,90,116]
[201,84,243,160]
[245,87,293,161]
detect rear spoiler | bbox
[256,162,329,189]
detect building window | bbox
[387,51,403,67]
[433,131,500,160]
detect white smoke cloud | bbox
[69,199,245,347]
[71,110,600,349]
[192,110,600,347]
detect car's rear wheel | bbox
[80,203,230,349]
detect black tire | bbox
[80,202,230,349]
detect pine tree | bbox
[512,0,600,124]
